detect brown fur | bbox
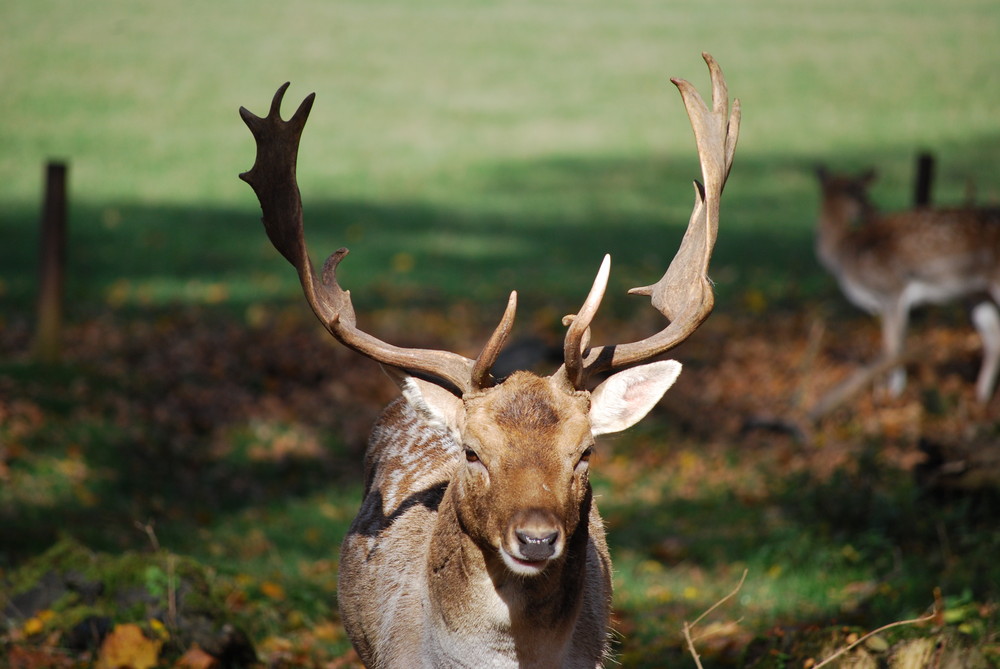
[338,372,613,668]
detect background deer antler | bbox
[239,83,516,395]
[561,52,741,388]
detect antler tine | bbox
[240,84,482,395]
[562,254,610,389]
[561,53,740,387]
[471,291,518,390]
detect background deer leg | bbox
[971,301,1000,403]
[880,300,910,398]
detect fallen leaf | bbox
[96,623,162,669]
[148,618,170,640]
[174,644,219,669]
[22,617,45,637]
[313,621,342,641]
[260,581,286,601]
[6,646,75,669]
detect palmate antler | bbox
[561,52,740,388]
[239,84,515,394]
[239,53,739,394]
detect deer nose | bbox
[515,528,560,561]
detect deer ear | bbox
[589,360,681,436]
[386,370,465,435]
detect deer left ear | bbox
[589,360,682,436]
[384,368,466,437]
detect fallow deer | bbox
[240,53,739,668]
[815,167,1000,403]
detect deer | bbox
[239,52,739,668]
[815,167,1000,404]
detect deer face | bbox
[817,167,878,226]
[401,361,682,577]
[457,372,594,575]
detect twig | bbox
[167,553,178,630]
[806,343,931,421]
[683,622,705,669]
[811,612,937,669]
[135,520,161,552]
[690,569,748,629]
[792,315,826,409]
[683,569,748,669]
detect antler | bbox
[560,52,740,388]
[239,83,516,395]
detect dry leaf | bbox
[6,646,75,669]
[96,623,162,669]
[173,644,219,669]
[260,580,286,600]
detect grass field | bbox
[3,1,1000,666]
[3,0,1000,313]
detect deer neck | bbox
[816,194,878,272]
[425,483,592,659]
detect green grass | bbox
[3,0,1000,666]
[3,0,1000,317]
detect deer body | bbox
[239,54,739,667]
[816,169,1000,401]
[339,372,626,667]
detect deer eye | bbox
[465,449,480,463]
[579,446,593,464]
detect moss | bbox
[1,538,253,664]
[3,537,97,596]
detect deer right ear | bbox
[388,371,465,435]
[589,360,682,436]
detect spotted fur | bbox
[816,167,1000,401]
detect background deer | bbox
[239,53,739,668]
[815,167,1000,403]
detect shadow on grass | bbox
[1,150,856,323]
[0,308,387,566]
[5,136,1000,322]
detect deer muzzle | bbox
[501,509,565,575]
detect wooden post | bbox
[33,161,68,364]
[913,151,935,207]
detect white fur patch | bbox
[398,376,465,441]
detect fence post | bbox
[913,151,935,208]
[33,160,68,364]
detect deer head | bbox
[399,365,682,577]
[816,166,879,230]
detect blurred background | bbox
[2,1,999,666]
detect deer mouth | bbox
[500,511,564,575]
[499,528,563,576]
[500,547,553,576]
